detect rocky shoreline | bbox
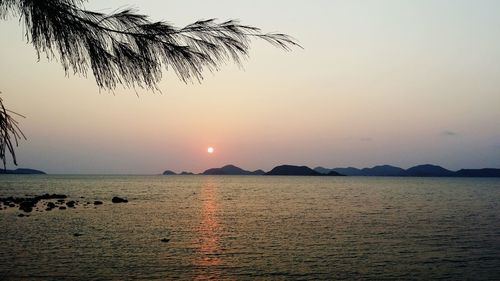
[0,194,129,216]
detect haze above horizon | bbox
[1,0,499,174]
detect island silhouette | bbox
[0,168,46,175]
[317,164,500,177]
[203,165,265,176]
[162,164,500,177]
[1,164,498,177]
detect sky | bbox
[1,0,500,174]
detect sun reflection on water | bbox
[195,178,224,280]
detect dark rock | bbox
[73,233,83,237]
[35,194,67,201]
[160,238,170,243]
[19,201,35,213]
[19,206,33,213]
[112,197,128,203]
[8,203,15,208]
[18,213,25,217]
[59,206,67,210]
[66,201,76,208]
[46,202,56,211]
[93,201,103,205]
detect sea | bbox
[0,175,499,280]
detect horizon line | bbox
[3,162,500,176]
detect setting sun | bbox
[207,147,215,154]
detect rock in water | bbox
[93,201,103,205]
[112,197,128,203]
[46,202,56,210]
[19,201,35,213]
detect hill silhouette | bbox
[327,170,344,176]
[316,167,365,176]
[203,165,264,175]
[315,164,500,177]
[265,165,344,176]
[406,164,454,177]
[362,165,408,176]
[455,168,500,177]
[267,165,322,176]
[251,169,266,176]
[161,164,500,178]
[0,168,46,175]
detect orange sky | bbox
[1,0,500,174]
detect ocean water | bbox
[0,175,499,280]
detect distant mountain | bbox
[266,165,323,176]
[317,166,406,176]
[251,169,266,176]
[0,168,46,175]
[314,166,333,174]
[331,167,365,176]
[317,164,500,177]
[406,164,454,177]
[455,168,500,177]
[180,171,194,175]
[327,170,345,176]
[163,164,500,178]
[362,165,408,176]
[203,165,258,175]
[162,170,176,175]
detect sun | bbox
[207,147,215,154]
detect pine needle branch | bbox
[0,94,26,169]
[0,0,300,167]
[1,0,301,91]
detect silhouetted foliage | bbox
[1,0,300,90]
[0,94,26,168]
[0,0,300,167]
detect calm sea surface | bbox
[0,175,499,280]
